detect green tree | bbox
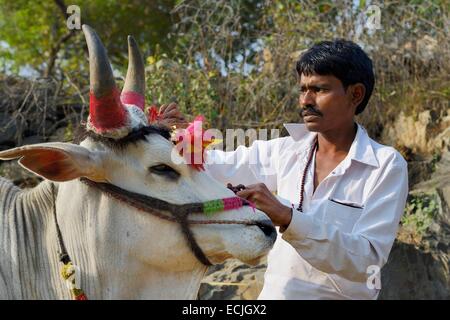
[0,0,176,77]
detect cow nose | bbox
[256,220,276,238]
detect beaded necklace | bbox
[297,136,318,212]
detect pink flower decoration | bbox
[173,115,215,171]
[148,105,159,123]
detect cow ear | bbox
[0,142,106,182]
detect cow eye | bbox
[149,164,180,180]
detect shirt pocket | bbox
[324,198,364,233]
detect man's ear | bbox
[350,83,366,109]
[0,142,106,182]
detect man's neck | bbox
[317,122,357,155]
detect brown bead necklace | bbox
[297,137,318,212]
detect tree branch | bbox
[44,0,74,77]
[54,0,69,19]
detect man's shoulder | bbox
[249,136,295,157]
[251,135,297,148]
[264,134,313,154]
[279,123,317,151]
[367,135,407,169]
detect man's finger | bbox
[241,184,266,192]
[161,119,176,124]
[162,109,183,119]
[236,189,253,199]
[160,102,179,112]
[173,121,189,129]
[159,104,168,114]
[167,102,178,110]
[159,119,189,129]
[162,103,177,115]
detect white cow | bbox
[0,25,276,299]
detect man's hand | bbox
[237,183,292,229]
[158,103,189,128]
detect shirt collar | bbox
[283,123,316,156]
[283,123,379,168]
[350,124,379,168]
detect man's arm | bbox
[157,103,283,189]
[281,156,408,283]
[205,138,286,191]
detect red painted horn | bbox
[82,25,127,133]
[121,36,145,110]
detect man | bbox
[159,39,408,299]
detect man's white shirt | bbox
[205,123,408,300]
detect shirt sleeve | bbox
[204,137,288,192]
[281,156,409,283]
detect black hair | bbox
[74,123,171,150]
[296,39,374,115]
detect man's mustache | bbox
[301,105,323,117]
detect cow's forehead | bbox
[80,131,175,165]
[79,137,109,151]
[137,133,175,163]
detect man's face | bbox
[298,73,356,133]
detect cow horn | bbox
[121,36,145,110]
[82,24,127,133]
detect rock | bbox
[407,160,434,188]
[416,35,439,64]
[380,150,450,299]
[415,150,450,221]
[198,258,267,300]
[384,111,432,154]
[383,110,450,156]
[379,240,449,299]
[439,185,450,218]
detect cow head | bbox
[0,26,275,278]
